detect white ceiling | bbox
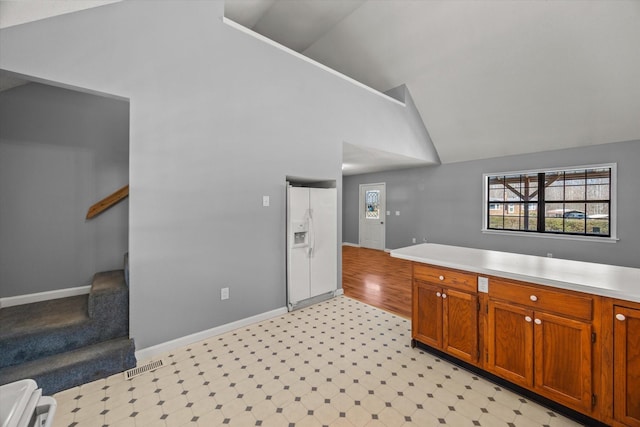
[2,0,639,172]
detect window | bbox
[484,164,615,239]
[365,190,380,219]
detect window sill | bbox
[481,229,619,243]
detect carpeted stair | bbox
[0,256,136,395]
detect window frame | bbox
[482,163,618,242]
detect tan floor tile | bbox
[219,396,248,418]
[444,410,477,426]
[487,400,518,423]
[74,390,105,408]
[188,397,215,417]
[377,407,406,427]
[73,416,106,427]
[79,378,106,395]
[194,409,225,426]
[163,406,194,427]
[51,409,75,427]
[421,396,451,418]
[260,412,289,427]
[132,392,161,411]
[109,416,137,427]
[248,399,277,420]
[132,404,164,426]
[184,384,213,403]
[281,401,309,423]
[104,403,135,424]
[345,405,373,427]
[158,383,184,402]
[160,394,189,414]
[73,400,105,423]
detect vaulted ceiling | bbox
[2,0,639,169]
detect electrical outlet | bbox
[478,277,489,293]
[412,238,416,243]
[221,287,229,300]
[547,253,553,258]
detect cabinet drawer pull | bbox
[616,313,626,321]
[529,295,538,302]
[525,316,532,322]
[436,292,441,298]
[534,318,542,325]
[442,293,447,299]
[439,275,445,281]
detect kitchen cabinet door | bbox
[413,281,442,349]
[533,311,593,412]
[443,288,478,362]
[614,306,640,426]
[487,300,534,388]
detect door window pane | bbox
[365,190,380,219]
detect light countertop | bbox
[390,243,640,303]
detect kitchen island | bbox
[391,243,640,427]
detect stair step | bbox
[88,269,128,320]
[0,337,136,395]
[0,295,94,369]
[1,269,130,370]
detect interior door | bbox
[359,183,386,250]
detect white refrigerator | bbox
[286,186,337,310]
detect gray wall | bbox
[344,139,640,268]
[0,83,129,297]
[0,2,435,349]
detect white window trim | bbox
[481,163,618,242]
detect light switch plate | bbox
[478,277,489,293]
[262,196,270,207]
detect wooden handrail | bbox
[86,185,129,219]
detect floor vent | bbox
[124,359,164,380]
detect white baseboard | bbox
[0,285,91,309]
[135,306,289,362]
[342,242,360,247]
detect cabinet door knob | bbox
[534,318,542,325]
[530,295,538,302]
[442,293,447,299]
[525,316,532,322]
[436,292,441,297]
[439,275,445,281]
[616,313,626,321]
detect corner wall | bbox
[343,139,640,268]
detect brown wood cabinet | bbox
[486,279,595,413]
[412,265,479,364]
[613,305,640,426]
[409,260,640,425]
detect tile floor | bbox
[52,296,583,426]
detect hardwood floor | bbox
[342,245,413,318]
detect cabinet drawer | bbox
[489,278,592,321]
[414,264,476,293]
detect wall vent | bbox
[124,359,164,380]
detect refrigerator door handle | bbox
[308,209,315,258]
